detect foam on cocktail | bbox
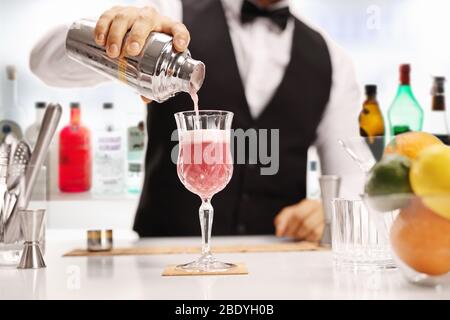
[179,129,231,144]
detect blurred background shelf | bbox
[49,191,140,202]
[46,192,140,230]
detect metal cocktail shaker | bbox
[66,19,206,103]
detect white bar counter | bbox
[0,232,448,300]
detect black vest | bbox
[134,0,332,237]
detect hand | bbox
[141,96,151,104]
[94,5,191,59]
[274,199,324,242]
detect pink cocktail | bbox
[174,111,234,272]
[178,131,233,199]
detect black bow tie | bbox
[240,0,290,30]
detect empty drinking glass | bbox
[331,199,397,270]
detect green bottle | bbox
[388,64,424,136]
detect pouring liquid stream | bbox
[189,83,201,129]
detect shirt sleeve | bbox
[314,40,364,198]
[29,0,182,88]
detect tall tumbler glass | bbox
[174,110,234,272]
[331,199,397,270]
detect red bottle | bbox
[59,103,92,192]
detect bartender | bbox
[30,0,360,241]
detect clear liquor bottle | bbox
[93,103,125,195]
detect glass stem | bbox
[199,198,213,256]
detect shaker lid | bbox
[182,58,206,92]
[6,65,16,81]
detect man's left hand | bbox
[274,199,324,242]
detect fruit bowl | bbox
[364,193,450,287]
[342,132,450,286]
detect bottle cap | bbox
[399,64,411,84]
[70,102,80,109]
[431,76,446,95]
[365,85,377,96]
[6,65,17,81]
[103,103,114,110]
[35,102,46,109]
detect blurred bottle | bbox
[0,66,23,142]
[25,102,50,199]
[25,102,46,147]
[423,76,448,143]
[388,64,423,136]
[306,146,321,200]
[93,103,125,194]
[359,85,385,140]
[359,85,385,159]
[59,102,92,192]
[127,117,146,195]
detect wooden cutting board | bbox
[63,241,328,257]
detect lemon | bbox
[410,144,450,220]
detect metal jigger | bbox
[17,209,46,269]
[319,176,341,246]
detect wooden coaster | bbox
[162,263,248,277]
[64,241,327,257]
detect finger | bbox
[305,224,324,242]
[284,214,303,238]
[273,208,285,226]
[303,205,324,230]
[171,22,190,52]
[95,7,121,46]
[106,11,136,58]
[283,202,319,238]
[274,208,293,237]
[155,18,190,52]
[295,207,324,240]
[295,200,321,220]
[284,201,321,238]
[141,96,152,104]
[295,225,311,240]
[125,8,156,56]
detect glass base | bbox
[0,243,23,266]
[176,254,236,273]
[333,250,397,271]
[333,258,397,272]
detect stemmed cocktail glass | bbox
[174,110,235,272]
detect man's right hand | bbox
[94,5,191,59]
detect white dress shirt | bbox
[29,0,363,197]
